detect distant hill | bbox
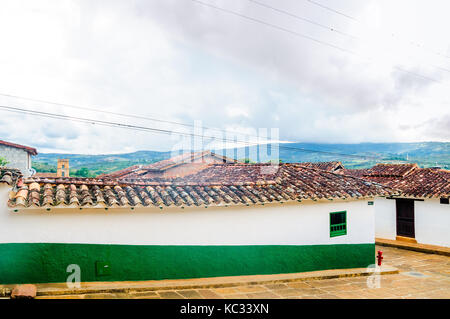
[32,142,450,177]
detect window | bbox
[62,164,65,169]
[61,171,65,177]
[330,211,347,237]
[440,198,449,205]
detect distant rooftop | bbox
[344,163,449,198]
[0,140,37,156]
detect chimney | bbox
[57,159,69,177]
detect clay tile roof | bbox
[364,163,418,177]
[33,172,58,178]
[340,168,372,178]
[342,163,449,198]
[144,151,236,171]
[6,163,397,209]
[0,140,37,156]
[96,165,143,179]
[298,161,345,172]
[98,150,237,179]
[0,167,23,186]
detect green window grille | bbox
[330,211,347,237]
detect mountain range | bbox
[32,142,450,177]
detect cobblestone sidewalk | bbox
[37,245,450,299]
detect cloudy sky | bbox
[0,0,449,154]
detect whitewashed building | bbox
[0,140,37,177]
[344,164,450,248]
[0,163,393,285]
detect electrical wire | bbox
[189,0,445,85]
[303,0,450,59]
[248,0,450,75]
[1,104,448,166]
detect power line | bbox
[0,90,445,163]
[191,0,360,56]
[0,92,214,132]
[1,104,448,166]
[306,0,357,21]
[0,92,280,143]
[248,0,450,75]
[0,105,393,160]
[0,104,372,159]
[189,0,445,85]
[0,105,254,147]
[247,0,358,39]
[303,0,450,60]
[0,91,407,160]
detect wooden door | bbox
[396,199,415,238]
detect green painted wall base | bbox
[0,243,375,284]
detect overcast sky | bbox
[0,0,449,154]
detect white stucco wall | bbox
[0,145,32,177]
[415,199,450,247]
[0,184,375,246]
[374,198,397,240]
[374,197,450,247]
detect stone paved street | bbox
[37,245,450,299]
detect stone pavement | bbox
[35,245,450,299]
[376,238,450,256]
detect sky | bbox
[0,0,449,154]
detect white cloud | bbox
[0,0,448,154]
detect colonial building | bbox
[0,140,37,177]
[299,161,345,174]
[57,159,69,177]
[0,163,394,285]
[344,163,450,247]
[34,159,70,178]
[99,150,237,180]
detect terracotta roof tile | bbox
[298,161,344,172]
[0,140,37,156]
[98,151,237,179]
[343,164,449,198]
[6,163,396,209]
[364,163,418,177]
[0,167,22,186]
[33,172,58,178]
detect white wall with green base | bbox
[0,185,376,284]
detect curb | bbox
[28,266,399,297]
[376,239,450,257]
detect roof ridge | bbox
[0,139,38,155]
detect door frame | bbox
[395,198,416,239]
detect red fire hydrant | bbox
[377,250,383,266]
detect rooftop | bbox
[98,150,237,179]
[344,163,449,198]
[0,140,38,156]
[298,161,344,172]
[1,163,395,209]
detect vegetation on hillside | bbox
[31,142,450,177]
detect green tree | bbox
[73,167,94,177]
[266,159,283,164]
[239,158,255,164]
[0,156,9,166]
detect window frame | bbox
[330,211,347,238]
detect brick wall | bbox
[0,145,31,177]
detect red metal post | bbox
[376,250,383,266]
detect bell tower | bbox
[57,159,69,177]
